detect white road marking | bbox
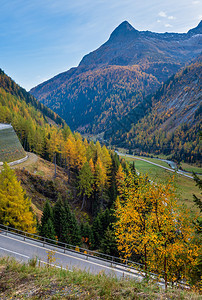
[0,246,29,258]
[0,234,142,278]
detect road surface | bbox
[0,230,144,281]
[116,152,193,179]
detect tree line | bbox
[0,154,201,289]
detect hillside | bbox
[30,21,202,134]
[110,58,202,164]
[0,69,64,126]
[0,69,71,157]
[1,257,201,300]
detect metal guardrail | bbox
[0,223,144,274]
[0,223,189,289]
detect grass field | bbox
[135,156,171,169]
[0,257,200,299]
[122,155,201,213]
[180,162,202,174]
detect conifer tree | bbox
[78,162,94,210]
[69,210,81,246]
[40,200,55,239]
[115,171,199,289]
[57,199,81,246]
[43,218,56,241]
[53,194,63,240]
[80,222,94,249]
[92,213,103,249]
[100,227,118,256]
[0,162,36,233]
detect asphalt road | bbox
[0,230,144,281]
[116,152,193,179]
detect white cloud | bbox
[193,1,200,4]
[157,19,161,23]
[168,16,176,20]
[158,11,167,18]
[165,23,173,28]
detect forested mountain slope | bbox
[111,58,201,164]
[1,70,201,287]
[0,69,69,155]
[30,21,202,134]
[0,69,121,250]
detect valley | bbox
[0,16,201,297]
[117,152,201,212]
[30,21,202,138]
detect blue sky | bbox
[1,0,201,90]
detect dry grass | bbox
[0,257,201,300]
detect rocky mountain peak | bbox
[188,20,202,35]
[109,20,139,41]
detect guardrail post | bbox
[111,257,113,267]
[64,244,66,253]
[6,226,8,236]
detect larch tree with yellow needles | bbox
[0,162,36,233]
[115,167,199,289]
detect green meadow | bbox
[121,155,201,213]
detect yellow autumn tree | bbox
[75,138,87,171]
[63,134,77,169]
[89,158,95,174]
[100,145,112,175]
[0,163,36,233]
[46,127,61,161]
[94,157,107,194]
[115,170,199,289]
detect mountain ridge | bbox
[30,21,202,135]
[108,57,201,163]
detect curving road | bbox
[0,230,144,281]
[116,152,193,179]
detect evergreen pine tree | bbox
[60,205,72,244]
[108,152,120,207]
[53,194,63,240]
[63,199,81,246]
[40,200,55,239]
[92,214,103,249]
[78,161,94,210]
[100,227,118,256]
[80,222,94,249]
[43,218,56,241]
[100,208,111,232]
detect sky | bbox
[1,0,201,90]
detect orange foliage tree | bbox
[115,167,199,289]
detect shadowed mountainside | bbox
[109,57,201,164]
[30,21,202,134]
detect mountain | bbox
[30,21,202,134]
[0,69,69,156]
[110,57,201,164]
